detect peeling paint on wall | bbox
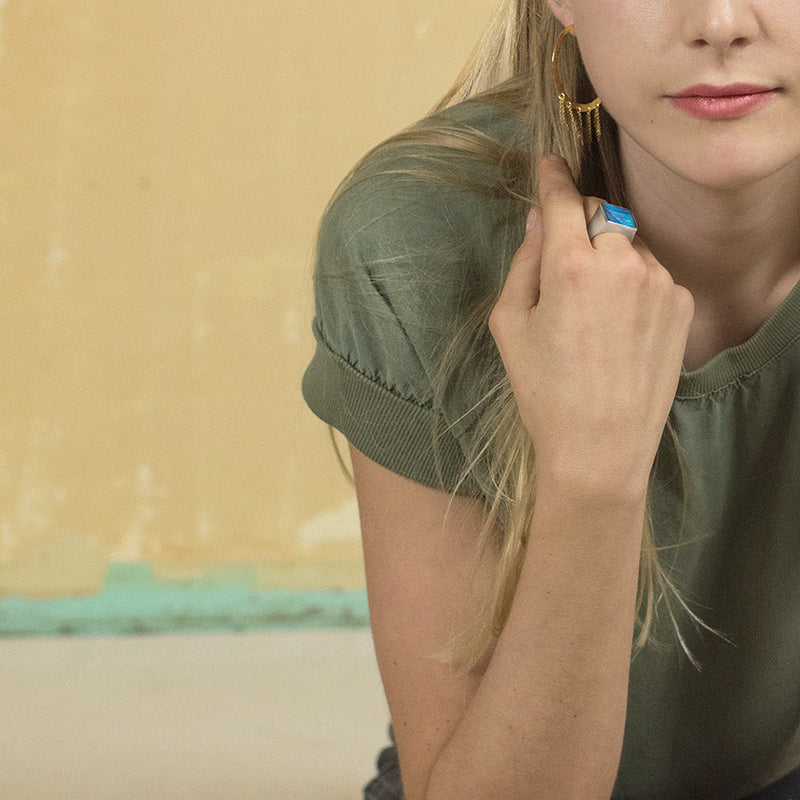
[0,562,369,637]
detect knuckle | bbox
[556,261,587,285]
[612,251,649,287]
[488,303,500,329]
[515,236,539,261]
[553,245,592,280]
[540,181,575,207]
[488,304,509,338]
[674,285,696,318]
[624,256,650,286]
[648,263,674,290]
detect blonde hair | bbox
[434,0,623,198]
[326,0,705,671]
[422,0,704,670]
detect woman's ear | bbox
[545,0,575,27]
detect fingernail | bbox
[526,209,537,231]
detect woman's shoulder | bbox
[315,98,528,351]
[342,98,525,203]
[305,98,527,490]
[317,97,528,282]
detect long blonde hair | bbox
[422,0,702,669]
[326,0,702,670]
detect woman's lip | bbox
[670,83,774,98]
[667,85,778,119]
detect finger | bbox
[582,195,603,225]
[537,156,592,246]
[631,236,656,262]
[629,235,667,271]
[497,208,544,310]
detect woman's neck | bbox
[624,153,800,291]
[620,136,800,369]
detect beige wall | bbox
[0,1,490,598]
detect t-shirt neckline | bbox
[676,275,800,398]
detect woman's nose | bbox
[682,0,761,52]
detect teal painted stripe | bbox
[0,563,369,637]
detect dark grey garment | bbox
[363,728,403,800]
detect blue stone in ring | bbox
[587,202,638,242]
[602,203,636,228]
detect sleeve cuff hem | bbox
[302,340,477,495]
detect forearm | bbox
[423,478,645,800]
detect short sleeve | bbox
[302,102,525,492]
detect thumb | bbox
[497,208,543,310]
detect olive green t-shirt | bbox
[302,99,800,800]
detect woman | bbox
[303,1,800,798]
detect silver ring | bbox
[587,202,637,242]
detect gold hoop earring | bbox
[552,25,601,146]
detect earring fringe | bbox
[552,26,602,149]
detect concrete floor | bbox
[0,629,391,799]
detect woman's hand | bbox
[489,155,695,500]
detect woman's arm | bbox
[353,446,646,800]
[353,157,694,800]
